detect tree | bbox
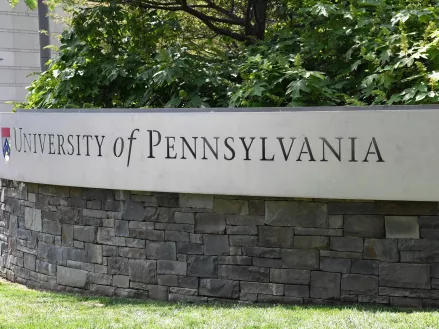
[11,0,439,110]
[111,0,270,42]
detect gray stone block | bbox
[97,227,126,246]
[418,216,439,228]
[108,257,129,275]
[146,242,176,260]
[375,201,437,216]
[294,236,328,250]
[364,239,398,262]
[253,258,282,268]
[90,284,116,296]
[156,193,179,208]
[195,213,225,234]
[432,263,439,278]
[157,260,187,275]
[24,253,36,271]
[218,256,252,265]
[145,208,174,223]
[240,292,258,302]
[147,285,169,301]
[36,260,56,276]
[64,247,87,263]
[400,250,439,263]
[115,220,129,237]
[378,287,434,298]
[330,237,363,252]
[204,235,229,256]
[226,225,258,235]
[310,271,340,299]
[190,233,203,244]
[218,265,269,282]
[25,208,42,232]
[241,282,284,295]
[265,201,327,227]
[119,247,146,259]
[199,278,239,298]
[103,200,122,212]
[341,274,378,295]
[226,215,264,226]
[285,285,309,298]
[344,215,384,238]
[74,226,96,243]
[320,250,362,259]
[249,200,265,216]
[89,273,112,285]
[259,226,294,248]
[83,209,106,219]
[85,244,102,264]
[294,228,342,236]
[175,212,195,224]
[129,260,157,284]
[385,216,419,239]
[242,247,281,258]
[329,215,343,229]
[165,231,189,242]
[229,235,258,247]
[270,268,310,285]
[179,276,199,289]
[126,238,145,248]
[169,287,198,296]
[328,202,376,215]
[423,299,439,308]
[397,239,439,251]
[320,257,350,273]
[67,260,94,272]
[42,219,61,235]
[39,233,55,245]
[57,266,88,288]
[180,194,213,209]
[214,199,248,215]
[390,297,422,308]
[187,256,218,277]
[122,201,145,221]
[379,263,430,289]
[258,295,303,305]
[282,249,319,270]
[420,229,439,239]
[358,295,389,304]
[155,223,194,232]
[87,200,102,210]
[129,229,164,241]
[169,293,207,303]
[37,243,63,263]
[129,221,155,230]
[177,242,203,255]
[157,275,178,286]
[102,245,118,256]
[351,259,379,275]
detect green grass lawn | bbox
[1,279,439,329]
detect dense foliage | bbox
[14,0,439,109]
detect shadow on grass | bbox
[1,279,437,315]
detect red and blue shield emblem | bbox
[1,128,11,162]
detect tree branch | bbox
[180,0,249,41]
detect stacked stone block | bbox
[1,180,439,307]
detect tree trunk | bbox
[252,0,267,40]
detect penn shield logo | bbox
[1,127,11,162]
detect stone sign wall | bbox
[1,179,439,307]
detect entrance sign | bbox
[0,108,438,201]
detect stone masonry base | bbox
[1,180,439,307]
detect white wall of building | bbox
[0,2,65,112]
